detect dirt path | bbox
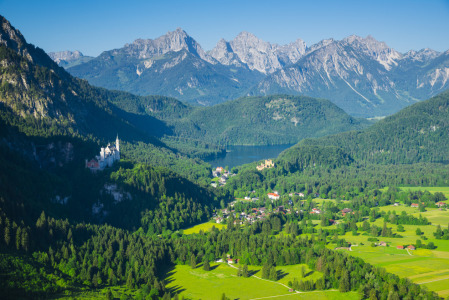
[226,263,298,294]
[416,276,449,284]
[349,244,358,251]
[407,249,413,256]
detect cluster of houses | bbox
[211,167,236,187]
[410,202,447,209]
[215,254,239,264]
[213,203,294,225]
[397,245,416,250]
[256,159,275,171]
[373,241,416,250]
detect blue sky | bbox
[1,0,448,57]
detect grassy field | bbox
[321,197,449,297]
[164,263,358,300]
[183,222,227,235]
[398,187,449,200]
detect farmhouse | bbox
[397,245,404,249]
[407,245,416,250]
[378,241,387,247]
[437,202,446,207]
[341,208,353,216]
[411,203,419,208]
[268,193,280,200]
[310,208,322,214]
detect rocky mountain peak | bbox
[403,48,441,62]
[123,28,213,63]
[210,31,307,74]
[232,31,271,53]
[341,35,401,70]
[0,15,31,60]
[308,38,335,53]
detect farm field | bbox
[183,222,227,234]
[324,195,449,297]
[164,263,358,300]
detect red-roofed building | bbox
[437,202,446,207]
[85,159,100,170]
[411,203,419,208]
[407,245,416,250]
[268,193,280,200]
[397,245,404,249]
[310,208,322,214]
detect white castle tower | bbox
[86,135,120,171]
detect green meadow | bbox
[321,192,449,297]
[183,222,227,235]
[164,263,358,300]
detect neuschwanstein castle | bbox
[85,136,120,171]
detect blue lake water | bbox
[205,144,294,169]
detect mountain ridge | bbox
[52,28,449,117]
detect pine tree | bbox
[36,211,46,229]
[15,227,21,250]
[269,266,277,281]
[237,264,242,277]
[262,263,270,279]
[190,253,196,269]
[381,222,388,237]
[126,271,134,288]
[4,226,10,247]
[203,259,210,271]
[242,264,249,277]
[339,271,350,292]
[21,229,29,252]
[105,289,113,300]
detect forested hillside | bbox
[111,94,370,147]
[296,89,449,164]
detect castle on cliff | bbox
[86,135,120,171]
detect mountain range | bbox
[52,29,449,117]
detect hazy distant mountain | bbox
[252,35,449,116]
[53,28,449,117]
[48,50,93,68]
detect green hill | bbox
[294,89,449,164]
[111,93,370,147]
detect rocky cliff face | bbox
[209,31,307,74]
[120,28,214,63]
[252,35,449,116]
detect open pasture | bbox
[183,222,226,235]
[163,263,358,300]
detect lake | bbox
[205,144,294,169]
